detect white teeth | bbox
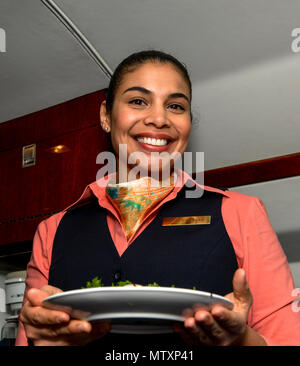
[137,137,168,146]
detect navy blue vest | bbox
[48,186,238,349]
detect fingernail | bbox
[185,318,195,328]
[77,322,88,332]
[196,312,206,321]
[56,316,67,323]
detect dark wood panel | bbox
[0,219,46,247]
[0,125,110,245]
[202,152,300,188]
[0,89,110,246]
[0,89,106,152]
[0,148,21,221]
[37,125,110,214]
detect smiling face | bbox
[100,61,192,182]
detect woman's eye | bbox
[168,104,185,111]
[129,98,146,106]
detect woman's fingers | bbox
[211,306,245,334]
[20,304,70,325]
[184,315,214,346]
[26,286,63,306]
[20,286,70,326]
[194,311,225,340]
[177,269,252,347]
[179,306,247,346]
[25,319,104,340]
[226,269,253,312]
[20,286,111,346]
[183,311,233,346]
[25,316,110,345]
[32,322,111,346]
[19,299,70,326]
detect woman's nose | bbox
[143,105,170,128]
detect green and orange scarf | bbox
[106,175,175,241]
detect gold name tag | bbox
[162,216,211,226]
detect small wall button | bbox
[22,144,36,167]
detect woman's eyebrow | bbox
[169,92,190,103]
[122,86,151,95]
[122,86,190,102]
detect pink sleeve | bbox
[223,193,300,346]
[15,212,65,346]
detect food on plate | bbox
[84,277,197,290]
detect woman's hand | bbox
[19,285,111,346]
[173,268,264,346]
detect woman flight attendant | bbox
[17,50,300,347]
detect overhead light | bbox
[41,0,113,79]
[46,144,70,154]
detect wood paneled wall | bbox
[0,90,110,246]
[202,152,300,188]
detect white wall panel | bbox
[289,262,300,288]
[230,176,300,266]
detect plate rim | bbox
[43,286,233,307]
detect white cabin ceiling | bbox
[1,0,300,127]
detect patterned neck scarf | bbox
[106,175,175,241]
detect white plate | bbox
[43,287,233,334]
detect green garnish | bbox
[83,277,198,290]
[111,280,133,287]
[86,276,104,288]
[146,282,160,287]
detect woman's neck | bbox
[114,170,176,187]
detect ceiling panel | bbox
[0,0,110,124]
[54,0,300,83]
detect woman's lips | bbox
[133,132,175,152]
[135,138,171,152]
[134,132,174,141]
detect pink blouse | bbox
[16,171,300,346]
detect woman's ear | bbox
[99,100,111,133]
